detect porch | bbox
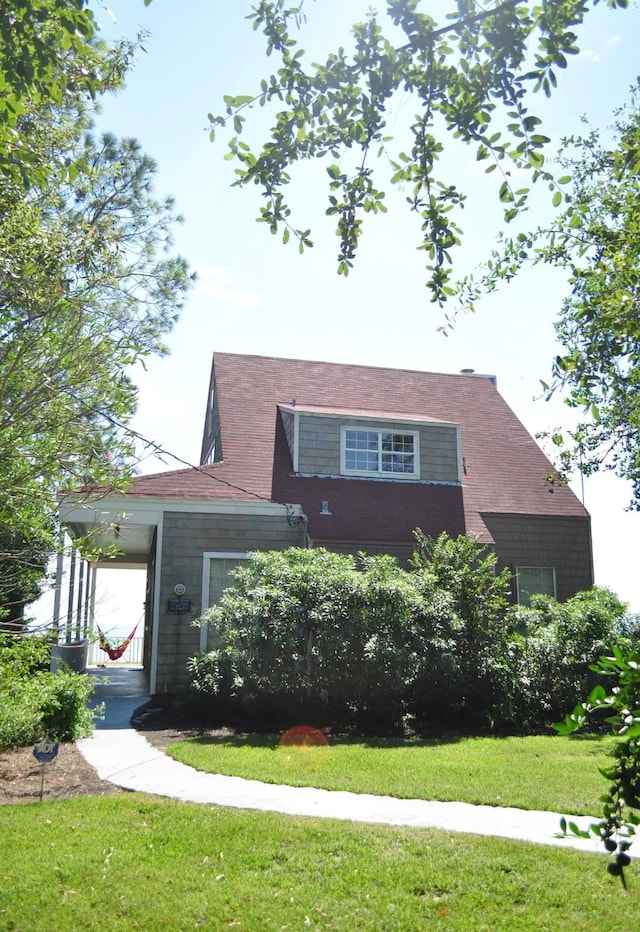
[88,635,145,667]
[84,666,150,729]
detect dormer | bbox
[278,404,461,484]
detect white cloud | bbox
[195,265,265,308]
[581,33,621,63]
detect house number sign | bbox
[167,599,192,612]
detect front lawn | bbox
[0,795,635,930]
[168,733,616,815]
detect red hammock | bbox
[97,622,140,661]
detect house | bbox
[60,352,593,694]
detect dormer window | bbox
[341,428,420,478]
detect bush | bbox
[491,587,627,729]
[0,635,99,748]
[191,548,462,729]
[409,531,513,724]
[0,633,50,676]
[188,540,628,736]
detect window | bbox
[200,552,248,650]
[341,428,419,478]
[516,566,556,605]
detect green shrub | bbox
[189,540,627,735]
[0,633,50,676]
[191,548,461,728]
[0,635,99,748]
[0,668,98,748]
[491,587,627,729]
[409,531,513,723]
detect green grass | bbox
[0,794,636,930]
[168,733,616,815]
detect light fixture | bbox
[174,583,186,596]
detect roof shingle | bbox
[127,353,588,533]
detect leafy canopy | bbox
[460,96,640,506]
[0,33,191,621]
[210,0,628,303]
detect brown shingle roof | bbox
[127,352,588,533]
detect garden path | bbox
[77,668,619,857]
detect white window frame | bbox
[516,566,557,605]
[200,551,248,650]
[340,426,420,479]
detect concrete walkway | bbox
[77,668,615,858]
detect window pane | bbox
[346,430,378,450]
[517,567,556,606]
[345,430,379,471]
[381,433,414,452]
[345,450,379,471]
[207,558,244,649]
[381,433,415,473]
[382,452,414,473]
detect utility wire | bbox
[61,387,304,525]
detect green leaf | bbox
[567,821,591,839]
[498,182,513,203]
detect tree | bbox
[0,88,193,623]
[460,97,640,506]
[548,104,640,506]
[0,1,144,187]
[0,526,51,632]
[210,0,629,303]
[556,647,640,885]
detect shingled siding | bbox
[482,513,594,603]
[297,414,460,482]
[200,381,222,464]
[155,510,303,694]
[281,408,296,456]
[312,537,417,567]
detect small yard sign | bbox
[33,737,59,763]
[33,736,59,801]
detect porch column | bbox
[74,559,85,641]
[65,548,78,644]
[51,532,65,643]
[88,564,97,637]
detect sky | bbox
[35,0,640,631]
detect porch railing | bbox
[88,635,144,667]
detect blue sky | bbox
[60,0,640,625]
